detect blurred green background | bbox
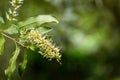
[0,0,120,80]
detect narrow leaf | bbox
[0,35,5,55]
[18,51,27,76]
[0,17,5,24]
[5,44,20,80]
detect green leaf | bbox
[19,15,59,28]
[0,17,5,24]
[37,26,53,34]
[36,15,59,25]
[0,35,5,55]
[18,51,27,76]
[4,24,19,34]
[5,44,20,80]
[18,17,37,28]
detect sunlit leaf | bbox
[4,24,19,34]
[36,15,59,25]
[0,35,5,55]
[0,17,5,24]
[5,44,20,80]
[18,17,37,28]
[18,50,27,76]
[37,26,52,34]
[18,15,59,28]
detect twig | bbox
[1,33,25,47]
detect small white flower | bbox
[6,0,24,21]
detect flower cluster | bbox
[27,30,61,62]
[6,0,24,21]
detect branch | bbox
[1,33,25,47]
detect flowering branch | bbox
[6,0,24,21]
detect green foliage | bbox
[5,43,20,80]
[0,17,5,24]
[0,35,5,55]
[4,24,19,34]
[37,26,52,35]
[18,15,58,35]
[18,51,27,76]
[0,0,61,80]
[1,0,120,80]
[18,15,58,28]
